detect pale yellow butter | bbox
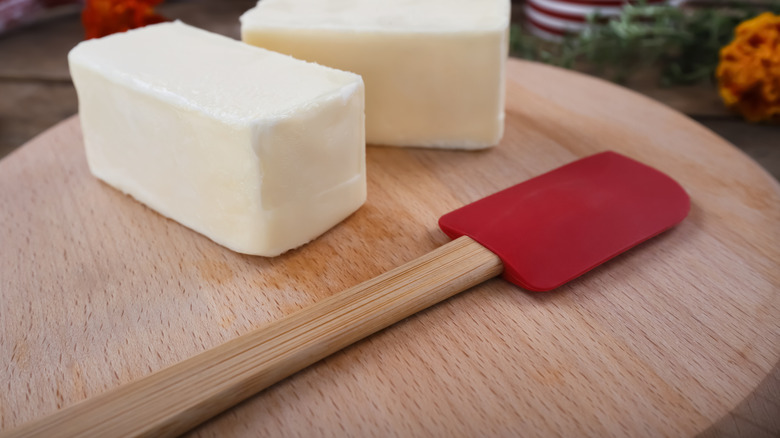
[68,21,366,256]
[240,0,509,149]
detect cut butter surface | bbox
[68,21,366,256]
[240,0,510,149]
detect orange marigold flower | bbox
[82,0,167,39]
[716,12,780,123]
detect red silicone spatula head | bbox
[438,151,690,291]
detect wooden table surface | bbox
[1,56,778,437]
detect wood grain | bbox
[1,59,778,437]
[4,237,502,437]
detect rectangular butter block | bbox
[240,0,509,149]
[68,21,366,256]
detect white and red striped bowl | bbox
[523,0,667,40]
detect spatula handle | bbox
[5,236,502,438]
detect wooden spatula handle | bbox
[5,236,502,438]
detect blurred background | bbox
[0,0,778,179]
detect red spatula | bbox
[439,151,690,291]
[5,151,689,438]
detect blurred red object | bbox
[81,0,166,39]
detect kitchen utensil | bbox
[5,151,689,438]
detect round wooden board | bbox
[1,59,778,437]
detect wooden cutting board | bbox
[1,59,778,437]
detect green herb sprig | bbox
[511,1,780,85]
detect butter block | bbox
[68,21,366,256]
[240,0,509,149]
